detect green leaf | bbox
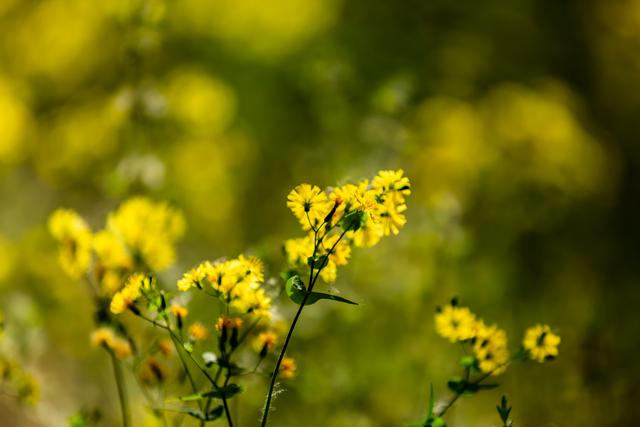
[427,383,435,419]
[340,210,365,232]
[286,275,358,306]
[168,384,242,402]
[285,275,307,304]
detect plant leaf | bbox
[167,384,242,402]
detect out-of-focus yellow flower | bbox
[158,338,173,357]
[215,316,243,331]
[107,197,185,271]
[165,70,236,135]
[93,230,132,271]
[287,184,331,231]
[169,304,188,319]
[188,322,209,341]
[254,331,277,354]
[139,356,169,386]
[171,0,338,58]
[110,273,153,314]
[372,169,411,203]
[48,208,93,278]
[435,304,477,342]
[90,327,116,348]
[523,324,561,363]
[472,322,510,375]
[280,357,297,379]
[0,77,31,164]
[90,327,131,359]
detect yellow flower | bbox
[215,316,244,331]
[139,356,169,386]
[237,255,264,284]
[328,183,361,222]
[170,303,189,319]
[350,218,384,248]
[287,184,331,230]
[90,327,116,348]
[254,331,277,353]
[435,305,477,342]
[110,273,152,314]
[158,339,173,357]
[177,261,211,291]
[280,357,297,379]
[372,169,411,203]
[107,197,185,271]
[377,198,407,236]
[111,337,132,359]
[284,235,315,266]
[48,208,93,278]
[473,322,510,375]
[322,233,352,267]
[93,230,132,270]
[188,322,209,341]
[523,324,560,363]
[231,287,272,319]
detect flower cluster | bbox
[284,169,411,283]
[176,255,272,319]
[109,273,155,314]
[435,299,561,377]
[49,197,185,296]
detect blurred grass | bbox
[1,0,640,425]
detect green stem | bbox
[261,227,350,426]
[110,351,131,427]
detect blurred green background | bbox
[1,0,639,425]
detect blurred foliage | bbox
[0,0,639,425]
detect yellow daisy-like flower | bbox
[188,322,209,341]
[177,261,211,291]
[110,273,153,314]
[523,324,561,363]
[435,304,477,342]
[372,169,411,200]
[284,235,315,266]
[48,208,93,278]
[349,218,384,248]
[280,357,297,379]
[322,233,352,267]
[287,184,331,230]
[377,198,407,236]
[473,322,510,375]
[111,337,133,359]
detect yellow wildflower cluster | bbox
[177,255,272,319]
[110,273,154,314]
[188,322,210,341]
[435,301,509,376]
[523,324,561,363]
[107,197,185,271]
[48,209,93,278]
[436,301,561,376]
[49,197,185,295]
[284,169,411,283]
[90,327,132,359]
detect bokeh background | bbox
[1,0,639,425]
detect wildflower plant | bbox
[411,298,561,427]
[47,170,562,427]
[46,170,412,426]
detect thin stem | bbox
[261,226,351,426]
[110,351,131,427]
[221,370,234,427]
